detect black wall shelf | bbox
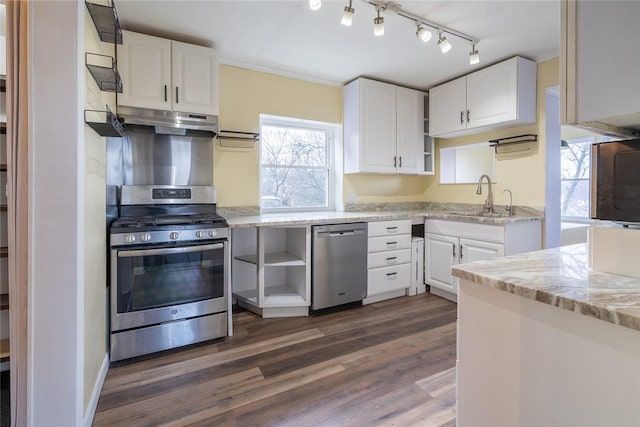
[85,106,123,137]
[85,52,123,93]
[489,134,538,153]
[85,0,123,44]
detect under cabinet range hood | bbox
[117,105,218,136]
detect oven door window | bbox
[116,243,224,314]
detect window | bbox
[260,115,336,211]
[560,137,593,219]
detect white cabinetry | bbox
[364,220,412,304]
[425,219,541,301]
[118,30,218,115]
[429,56,537,138]
[232,226,311,318]
[561,0,640,136]
[344,78,426,174]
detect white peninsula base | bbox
[457,279,640,427]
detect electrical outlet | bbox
[347,193,357,204]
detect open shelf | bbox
[85,106,123,137]
[234,252,305,267]
[86,52,123,93]
[0,247,7,258]
[0,338,8,362]
[234,285,308,308]
[0,294,7,311]
[85,0,123,44]
[0,164,6,172]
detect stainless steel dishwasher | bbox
[312,222,368,311]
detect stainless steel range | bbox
[109,185,229,362]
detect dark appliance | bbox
[109,185,228,362]
[591,139,640,223]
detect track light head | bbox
[469,45,480,65]
[309,0,321,11]
[374,8,384,36]
[341,1,355,26]
[416,24,432,42]
[437,31,452,53]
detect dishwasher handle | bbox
[316,229,365,238]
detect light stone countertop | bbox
[223,210,544,228]
[451,243,640,332]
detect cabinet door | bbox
[360,79,397,173]
[425,233,458,294]
[171,41,218,115]
[459,238,504,264]
[466,58,518,129]
[396,87,423,174]
[118,30,171,110]
[428,76,467,136]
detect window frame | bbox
[259,114,337,213]
[560,136,594,222]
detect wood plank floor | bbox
[93,293,457,427]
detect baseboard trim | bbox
[83,353,109,427]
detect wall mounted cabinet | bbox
[344,78,428,175]
[117,30,218,115]
[429,56,537,138]
[425,219,541,301]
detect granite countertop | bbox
[223,209,544,228]
[451,243,640,332]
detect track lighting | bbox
[309,0,321,11]
[374,7,384,36]
[437,31,452,53]
[416,24,432,42]
[341,1,355,26]
[315,1,479,63]
[469,44,479,65]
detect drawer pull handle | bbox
[386,272,398,279]
[386,256,398,264]
[386,226,398,232]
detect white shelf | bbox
[233,284,307,308]
[234,252,305,267]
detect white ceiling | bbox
[115,0,560,90]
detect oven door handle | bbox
[117,243,224,258]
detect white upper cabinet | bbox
[561,0,640,136]
[429,56,537,138]
[118,30,218,115]
[344,78,425,174]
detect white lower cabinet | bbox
[231,226,311,318]
[364,220,412,304]
[425,219,541,301]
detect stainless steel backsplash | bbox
[107,125,214,187]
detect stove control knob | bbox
[169,232,179,240]
[125,234,136,244]
[208,229,217,238]
[196,231,205,238]
[141,233,151,242]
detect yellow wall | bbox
[423,57,559,208]
[215,65,342,206]
[83,9,110,411]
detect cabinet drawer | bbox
[368,264,411,296]
[368,234,412,253]
[368,220,412,237]
[425,219,504,244]
[368,249,411,269]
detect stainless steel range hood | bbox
[117,105,218,136]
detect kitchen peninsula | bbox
[452,243,640,426]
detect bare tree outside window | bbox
[560,137,593,218]
[260,118,333,210]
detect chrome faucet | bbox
[476,174,493,213]
[503,189,515,216]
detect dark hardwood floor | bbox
[93,293,457,427]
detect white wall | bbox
[30,1,84,425]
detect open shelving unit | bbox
[421,93,435,175]
[232,226,311,317]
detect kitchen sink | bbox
[446,211,512,218]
